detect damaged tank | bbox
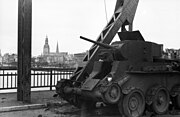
[55,0,180,116]
[55,31,180,117]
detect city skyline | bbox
[0,0,180,56]
[0,35,67,56]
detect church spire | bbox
[56,42,59,54]
[43,35,50,55]
[45,35,48,44]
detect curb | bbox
[0,104,46,113]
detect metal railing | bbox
[0,67,75,90]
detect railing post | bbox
[50,69,52,91]
[3,70,4,88]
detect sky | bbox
[0,0,180,56]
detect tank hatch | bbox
[118,30,145,41]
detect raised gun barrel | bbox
[80,36,114,49]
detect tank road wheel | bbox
[152,87,170,114]
[123,89,145,117]
[103,83,121,104]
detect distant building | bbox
[74,52,86,62]
[3,53,10,63]
[43,35,50,55]
[165,49,180,59]
[74,52,87,67]
[0,50,2,65]
[1,53,17,66]
[42,35,68,64]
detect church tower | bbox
[43,35,50,55]
[56,42,59,54]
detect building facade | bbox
[165,49,180,59]
[0,50,2,65]
[43,35,50,55]
[42,36,68,65]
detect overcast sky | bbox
[0,0,180,56]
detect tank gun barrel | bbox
[80,36,114,49]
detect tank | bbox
[55,31,180,117]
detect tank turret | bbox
[80,36,125,61]
[80,34,163,62]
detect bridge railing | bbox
[0,67,75,91]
